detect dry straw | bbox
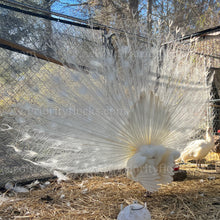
[0,167,219,220]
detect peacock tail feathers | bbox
[5,31,211,190]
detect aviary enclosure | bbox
[0,0,220,219]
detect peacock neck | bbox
[206,130,214,145]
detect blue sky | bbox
[51,0,89,20]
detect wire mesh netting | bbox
[0,1,106,110]
[0,0,107,186]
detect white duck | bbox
[180,128,215,167]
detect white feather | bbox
[54,170,70,183]
[5,182,29,193]
[0,123,13,131]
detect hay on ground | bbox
[0,167,219,220]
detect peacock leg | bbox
[145,191,152,198]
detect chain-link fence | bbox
[183,33,220,164]
[0,0,107,111]
[0,0,108,186]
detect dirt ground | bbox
[0,166,219,220]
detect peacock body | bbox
[7,33,209,192]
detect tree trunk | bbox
[147,0,153,33]
[44,0,54,57]
[129,0,139,20]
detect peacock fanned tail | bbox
[7,33,210,190]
